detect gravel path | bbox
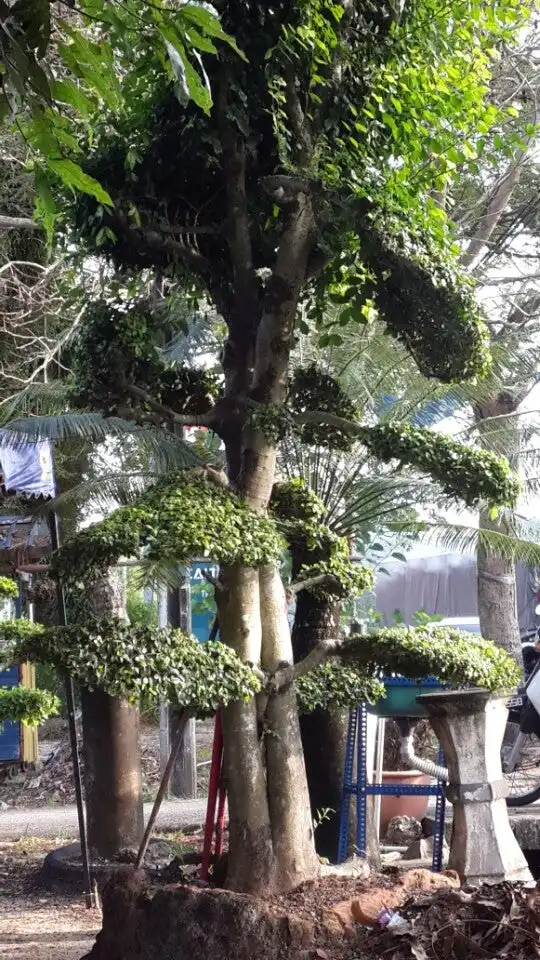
[0,798,207,840]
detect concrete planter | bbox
[417,689,532,885]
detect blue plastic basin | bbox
[368,676,444,718]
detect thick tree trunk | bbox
[477,508,522,669]
[260,567,319,890]
[217,184,317,891]
[292,590,346,860]
[81,572,144,858]
[219,566,275,893]
[475,394,523,671]
[81,688,144,858]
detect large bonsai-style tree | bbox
[1,0,533,894]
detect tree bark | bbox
[81,688,144,858]
[81,572,144,858]
[477,509,523,669]
[0,214,39,230]
[475,394,523,670]
[260,566,319,889]
[460,153,527,271]
[218,566,275,893]
[292,589,346,860]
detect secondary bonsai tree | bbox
[1,0,533,894]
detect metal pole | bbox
[373,717,385,843]
[48,511,94,909]
[157,585,170,784]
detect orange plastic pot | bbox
[378,770,430,832]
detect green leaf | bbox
[34,166,57,241]
[50,78,95,118]
[58,24,121,110]
[185,26,218,55]
[382,112,399,139]
[163,36,190,106]
[160,22,212,113]
[179,4,247,61]
[46,157,113,205]
[0,686,60,727]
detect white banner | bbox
[0,436,56,497]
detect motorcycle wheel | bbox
[503,720,540,806]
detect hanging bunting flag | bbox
[0,434,56,498]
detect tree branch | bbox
[461,149,530,271]
[126,384,219,427]
[269,638,343,694]
[104,211,210,273]
[480,272,540,286]
[295,409,359,435]
[287,572,340,596]
[153,223,222,237]
[260,175,316,202]
[252,190,316,404]
[283,67,312,168]
[0,215,39,231]
[215,76,261,402]
[202,569,223,591]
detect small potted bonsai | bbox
[345,613,520,836]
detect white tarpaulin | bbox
[0,435,56,498]
[375,553,538,635]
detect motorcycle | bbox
[503,628,540,806]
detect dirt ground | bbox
[0,836,100,960]
[0,719,214,810]
[0,719,213,960]
[0,827,204,960]
[2,831,539,960]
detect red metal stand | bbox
[200,712,226,879]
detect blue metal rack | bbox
[338,702,447,871]
[0,665,22,762]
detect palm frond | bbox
[1,413,210,471]
[386,519,540,567]
[0,381,71,425]
[330,477,431,538]
[162,310,222,364]
[278,438,432,541]
[131,558,190,592]
[326,314,540,427]
[49,471,155,516]
[3,413,141,444]
[137,428,216,472]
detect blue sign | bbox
[190,562,218,642]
